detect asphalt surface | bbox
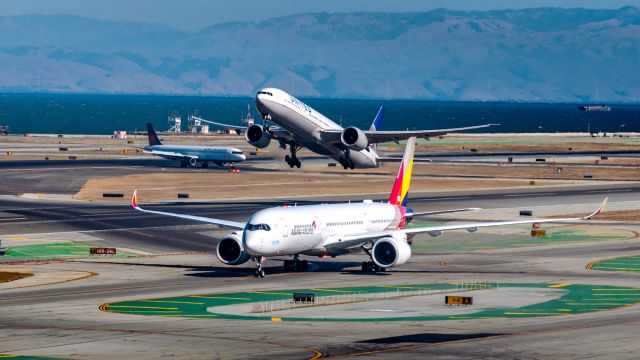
[1,161,640,358]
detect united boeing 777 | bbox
[206,88,497,169]
[132,137,606,277]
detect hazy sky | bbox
[3,0,640,30]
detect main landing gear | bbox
[285,144,302,168]
[283,255,309,272]
[253,256,265,278]
[338,148,355,170]
[361,261,385,273]
[361,246,385,273]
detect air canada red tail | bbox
[388,137,416,206]
[146,123,162,146]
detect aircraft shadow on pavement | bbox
[358,332,501,344]
[185,259,364,278]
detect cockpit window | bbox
[256,91,273,96]
[232,151,244,155]
[246,223,271,231]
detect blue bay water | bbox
[0,93,638,135]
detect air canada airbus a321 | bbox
[144,123,246,168]
[132,137,606,278]
[207,88,497,169]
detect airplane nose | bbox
[242,232,259,255]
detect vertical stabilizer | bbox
[388,137,416,206]
[146,123,162,146]
[369,106,384,132]
[369,107,384,152]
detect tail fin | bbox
[388,137,416,206]
[369,106,384,152]
[369,106,384,132]
[146,123,162,146]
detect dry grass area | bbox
[415,163,640,181]
[410,141,640,154]
[311,162,640,181]
[0,271,32,283]
[74,170,537,203]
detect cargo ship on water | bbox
[578,105,611,112]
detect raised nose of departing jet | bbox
[255,88,277,116]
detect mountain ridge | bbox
[1,7,639,101]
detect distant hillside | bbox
[1,7,639,101]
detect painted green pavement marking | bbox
[4,242,135,259]
[102,283,640,322]
[590,255,640,273]
[408,225,634,254]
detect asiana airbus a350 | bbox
[131,136,606,277]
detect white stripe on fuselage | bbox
[242,202,401,256]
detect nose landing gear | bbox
[253,256,266,278]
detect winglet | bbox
[132,190,139,209]
[583,197,607,220]
[388,137,416,206]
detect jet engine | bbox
[245,124,271,148]
[216,232,251,265]
[188,157,197,166]
[341,126,368,151]
[371,237,411,268]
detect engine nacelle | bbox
[188,157,197,166]
[341,126,368,151]
[371,237,411,268]
[245,124,271,148]
[216,232,251,265]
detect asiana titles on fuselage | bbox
[291,222,316,236]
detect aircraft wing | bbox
[365,124,499,143]
[144,150,199,159]
[320,123,498,145]
[405,208,481,217]
[131,191,246,230]
[326,199,606,250]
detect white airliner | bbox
[132,137,606,278]
[206,88,497,169]
[144,123,246,168]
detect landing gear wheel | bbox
[361,261,384,273]
[285,144,302,169]
[297,259,309,272]
[283,258,309,272]
[254,256,266,278]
